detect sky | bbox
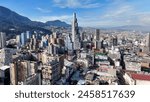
[1,0,150,27]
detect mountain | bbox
[0,6,31,24]
[0,6,70,33]
[0,6,51,33]
[45,20,70,27]
[0,6,29,30]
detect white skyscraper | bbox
[147,33,150,51]
[0,32,6,49]
[72,13,80,50]
[65,34,73,50]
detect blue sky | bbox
[1,0,150,27]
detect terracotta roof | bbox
[131,73,150,81]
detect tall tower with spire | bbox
[72,13,80,50]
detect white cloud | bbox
[137,13,150,25]
[33,11,150,27]
[102,5,133,18]
[101,3,150,26]
[32,0,150,27]
[36,7,51,13]
[53,0,101,8]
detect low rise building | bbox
[124,72,150,85]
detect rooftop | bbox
[131,73,150,81]
[0,66,10,71]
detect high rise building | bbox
[29,35,38,50]
[53,44,58,55]
[65,34,73,50]
[95,29,100,41]
[95,41,101,50]
[0,32,6,49]
[41,36,48,48]
[41,56,61,85]
[47,43,54,55]
[21,32,27,46]
[72,13,80,50]
[81,32,86,41]
[0,48,13,67]
[16,35,21,45]
[26,31,31,39]
[112,36,118,46]
[147,33,150,52]
[94,29,101,50]
[10,60,38,85]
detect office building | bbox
[16,35,21,45]
[72,13,80,50]
[95,29,100,41]
[64,33,73,51]
[26,31,31,39]
[0,48,13,67]
[41,57,61,85]
[112,36,118,46]
[21,32,27,46]
[29,36,38,50]
[147,33,150,52]
[0,32,6,49]
[10,60,38,85]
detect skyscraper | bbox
[147,33,150,52]
[65,34,73,51]
[0,48,13,67]
[21,32,27,46]
[26,31,31,39]
[72,13,80,50]
[94,29,101,50]
[112,36,118,46]
[0,32,6,49]
[95,29,100,41]
[16,35,21,45]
